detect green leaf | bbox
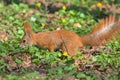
[18,29,24,34]
[69,19,75,23]
[14,58,22,63]
[79,13,85,18]
[32,59,40,64]
[30,16,36,22]
[76,72,86,78]
[9,16,15,21]
[0,4,3,8]
[26,71,39,77]
[92,56,97,61]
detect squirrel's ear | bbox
[26,30,31,38]
[23,22,33,38]
[24,22,33,32]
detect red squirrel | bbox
[20,15,120,56]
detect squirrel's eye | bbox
[23,40,26,43]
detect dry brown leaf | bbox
[0,30,8,41]
[73,23,82,28]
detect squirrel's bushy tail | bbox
[81,15,120,46]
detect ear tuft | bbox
[24,22,33,32]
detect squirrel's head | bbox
[20,22,36,48]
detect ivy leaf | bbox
[76,72,86,78]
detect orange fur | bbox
[81,15,120,46]
[20,15,120,56]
